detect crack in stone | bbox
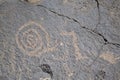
[37,5,120,47]
[88,43,105,67]
[94,0,101,30]
[106,42,120,48]
[95,0,100,11]
[88,41,120,67]
[37,5,81,24]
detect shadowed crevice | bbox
[37,4,120,48]
[94,0,101,30]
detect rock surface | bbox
[0,0,120,80]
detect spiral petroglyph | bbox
[16,21,50,56]
[22,29,41,49]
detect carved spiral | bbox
[16,21,44,56]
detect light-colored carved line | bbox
[22,28,42,49]
[115,57,120,61]
[63,63,73,79]
[100,52,119,64]
[23,0,41,4]
[16,21,51,56]
[52,49,73,79]
[63,0,68,4]
[39,77,51,80]
[16,33,42,56]
[18,21,50,47]
[37,40,59,56]
[60,31,88,60]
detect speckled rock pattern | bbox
[0,0,120,80]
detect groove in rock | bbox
[94,0,101,29]
[37,5,120,48]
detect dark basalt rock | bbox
[0,0,120,80]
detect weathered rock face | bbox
[0,0,120,80]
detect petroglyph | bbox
[21,0,41,4]
[16,21,56,56]
[1,0,120,79]
[100,52,117,64]
[63,63,74,78]
[39,77,51,80]
[60,31,88,60]
[63,0,68,4]
[16,21,42,56]
[51,41,74,79]
[115,56,120,60]
[52,31,89,79]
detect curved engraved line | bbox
[16,21,49,56]
[26,35,37,48]
[18,21,50,47]
[16,34,27,53]
[16,28,42,54]
[17,38,41,56]
[60,31,88,60]
[22,28,42,49]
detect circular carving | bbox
[16,21,45,56]
[22,29,41,50]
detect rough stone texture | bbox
[0,0,120,80]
